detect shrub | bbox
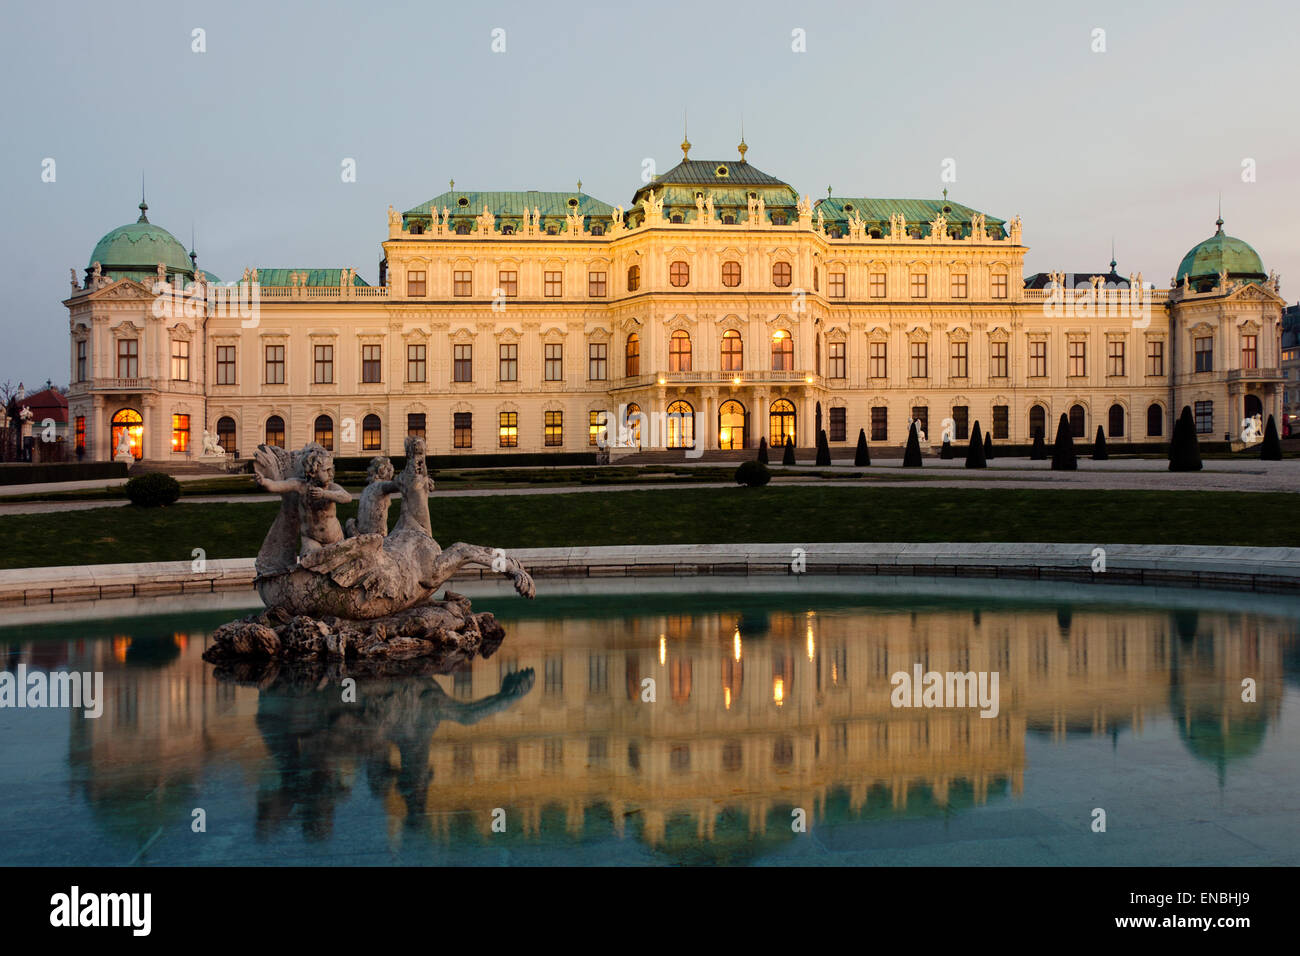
[1051,414,1077,471]
[854,428,870,466]
[815,429,831,466]
[1169,406,1202,472]
[966,422,986,469]
[1260,415,1282,461]
[782,437,796,466]
[757,437,769,464]
[940,439,953,460]
[903,422,923,467]
[734,460,771,487]
[125,472,181,507]
[983,431,994,461]
[1093,425,1108,461]
[1030,427,1046,460]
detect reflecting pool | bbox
[2,577,1298,866]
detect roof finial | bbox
[942,187,948,202]
[681,109,691,161]
[449,178,455,192]
[138,172,149,223]
[1216,193,1223,234]
[1110,237,1116,271]
[738,117,747,162]
[577,179,582,193]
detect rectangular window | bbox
[362,344,382,383]
[1068,340,1086,377]
[76,340,87,382]
[869,273,886,298]
[991,273,1008,299]
[993,405,1009,440]
[1195,336,1213,373]
[909,273,928,298]
[171,339,190,381]
[453,270,472,296]
[171,413,190,453]
[407,270,426,297]
[544,343,562,381]
[453,344,472,382]
[453,412,472,448]
[1029,341,1047,377]
[909,341,928,378]
[117,338,138,378]
[216,345,236,385]
[1147,339,1165,376]
[828,341,846,379]
[406,344,426,383]
[990,341,1008,378]
[950,273,968,299]
[829,272,845,298]
[407,413,425,439]
[829,406,846,442]
[870,342,887,379]
[589,410,607,446]
[588,342,607,381]
[1242,334,1257,369]
[544,271,562,297]
[952,405,969,441]
[544,410,562,446]
[314,344,333,383]
[870,407,888,442]
[1107,339,1125,376]
[1194,400,1213,434]
[950,341,968,378]
[588,271,606,297]
[498,411,517,448]
[75,416,85,452]
[499,343,518,381]
[498,270,518,297]
[265,344,285,384]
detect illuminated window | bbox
[171,413,190,452]
[666,400,695,448]
[314,415,333,450]
[627,264,640,291]
[771,330,793,371]
[75,416,85,452]
[453,412,472,448]
[499,411,518,447]
[362,414,381,451]
[544,410,563,446]
[1242,334,1258,369]
[265,415,285,447]
[216,416,236,453]
[588,410,607,446]
[721,330,743,371]
[625,333,640,376]
[669,330,691,372]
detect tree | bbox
[815,429,831,466]
[782,435,796,466]
[1168,405,1202,471]
[757,436,768,464]
[903,421,923,467]
[1030,427,1046,461]
[1260,414,1282,461]
[983,431,993,461]
[966,422,986,469]
[854,428,870,466]
[1051,413,1077,470]
[1092,425,1108,461]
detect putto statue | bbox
[200,429,226,458]
[203,437,535,664]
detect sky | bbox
[1,0,1296,387]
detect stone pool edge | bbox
[2,542,1297,606]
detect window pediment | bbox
[987,327,1010,342]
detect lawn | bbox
[1,486,1296,570]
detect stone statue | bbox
[705,194,714,221]
[204,437,535,664]
[816,208,824,233]
[114,428,133,459]
[612,205,623,226]
[69,268,80,292]
[796,194,812,219]
[1241,413,1263,444]
[156,262,167,284]
[388,205,401,229]
[345,456,399,538]
[695,193,705,219]
[201,429,225,457]
[756,196,766,223]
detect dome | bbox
[88,201,193,278]
[1176,217,1266,289]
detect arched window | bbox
[772,261,792,287]
[1029,404,1046,440]
[669,260,689,287]
[1244,394,1263,419]
[216,416,236,453]
[625,333,640,376]
[1069,404,1086,438]
[770,399,796,448]
[1108,404,1124,438]
[314,415,334,450]
[721,330,743,372]
[111,408,143,461]
[771,330,794,371]
[722,261,741,287]
[670,213,683,224]
[666,400,695,449]
[265,415,285,448]
[668,330,691,372]
[1146,404,1163,437]
[501,224,515,235]
[627,264,640,292]
[362,413,382,451]
[719,400,746,450]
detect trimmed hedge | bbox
[125,473,181,507]
[734,460,772,486]
[0,461,129,486]
[330,452,598,471]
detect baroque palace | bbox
[64,139,1286,462]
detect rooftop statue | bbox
[203,437,535,664]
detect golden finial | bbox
[738,118,747,161]
[681,110,691,160]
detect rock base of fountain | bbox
[202,590,505,666]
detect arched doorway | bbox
[1029,404,1046,440]
[111,408,143,460]
[666,400,695,449]
[1146,404,1163,437]
[265,415,285,447]
[314,415,334,450]
[1069,404,1086,438]
[624,403,643,449]
[770,399,796,448]
[1244,394,1263,420]
[1108,404,1124,438]
[719,400,747,450]
[216,416,237,453]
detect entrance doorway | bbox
[719,400,747,449]
[770,399,796,448]
[111,408,143,460]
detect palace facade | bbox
[64,141,1286,462]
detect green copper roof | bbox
[88,201,193,275]
[404,190,615,229]
[252,269,369,287]
[815,197,1007,238]
[1176,219,1266,283]
[632,158,798,211]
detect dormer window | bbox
[501,224,515,235]
[546,224,558,235]
[715,165,729,177]
[409,223,424,235]
[457,197,469,207]
[869,228,881,238]
[670,213,684,223]
[844,203,854,212]
[455,222,470,235]
[590,224,604,236]
[772,213,787,225]
[568,197,579,208]
[722,214,735,224]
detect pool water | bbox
[2,577,1298,866]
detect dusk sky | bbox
[1,0,1296,387]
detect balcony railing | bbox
[613,370,824,389]
[1227,367,1282,382]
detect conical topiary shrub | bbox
[940,439,953,460]
[782,435,796,466]
[1261,414,1283,461]
[1030,427,1046,460]
[966,422,986,469]
[854,428,870,466]
[983,431,993,461]
[816,429,831,466]
[1092,425,1108,461]
[903,422,923,467]
[1169,406,1202,472]
[1051,413,1077,471]
[757,436,768,464]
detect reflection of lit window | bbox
[773,677,785,705]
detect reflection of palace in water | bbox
[10,600,1290,854]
